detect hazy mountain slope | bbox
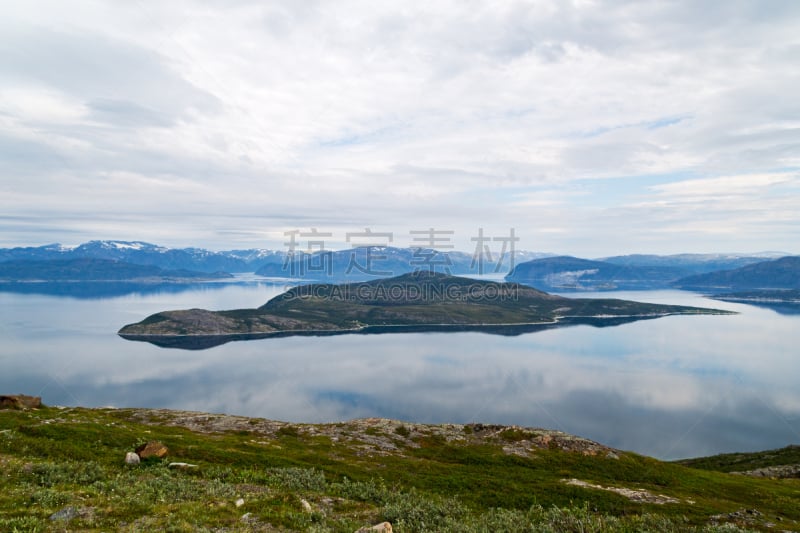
[1,241,548,277]
[0,258,232,281]
[255,246,541,280]
[0,241,272,273]
[673,256,800,291]
[600,253,781,274]
[505,256,688,291]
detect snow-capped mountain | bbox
[255,246,548,280]
[0,240,553,276]
[598,253,790,274]
[0,241,279,273]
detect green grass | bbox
[1,406,798,531]
[676,445,800,473]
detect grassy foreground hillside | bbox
[1,405,799,532]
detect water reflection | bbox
[713,299,800,316]
[0,285,798,460]
[0,276,295,300]
[0,281,226,299]
[120,316,660,350]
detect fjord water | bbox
[1,280,798,460]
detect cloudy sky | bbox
[2,0,799,256]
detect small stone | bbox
[241,512,252,522]
[235,498,245,508]
[124,452,140,465]
[300,498,312,512]
[49,506,79,521]
[356,522,393,533]
[135,441,168,459]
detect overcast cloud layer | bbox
[1,0,799,255]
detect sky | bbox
[1,0,799,256]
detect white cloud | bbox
[1,0,799,254]
[649,172,796,200]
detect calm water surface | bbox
[1,279,798,460]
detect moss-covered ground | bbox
[1,406,798,532]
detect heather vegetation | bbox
[1,406,798,531]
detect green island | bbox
[119,271,732,349]
[1,401,798,532]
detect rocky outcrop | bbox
[118,410,620,461]
[0,394,42,409]
[732,464,800,478]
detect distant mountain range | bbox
[0,241,549,279]
[0,241,283,273]
[1,241,795,290]
[599,253,781,272]
[504,253,786,291]
[255,246,549,280]
[0,258,232,282]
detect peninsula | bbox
[119,272,732,348]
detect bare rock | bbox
[356,522,393,533]
[300,498,312,512]
[49,506,93,521]
[564,478,680,504]
[168,462,197,469]
[732,464,800,479]
[135,441,168,459]
[709,508,772,529]
[124,452,140,465]
[0,394,42,410]
[49,506,79,521]
[235,498,245,508]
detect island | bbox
[504,254,777,291]
[119,271,732,349]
